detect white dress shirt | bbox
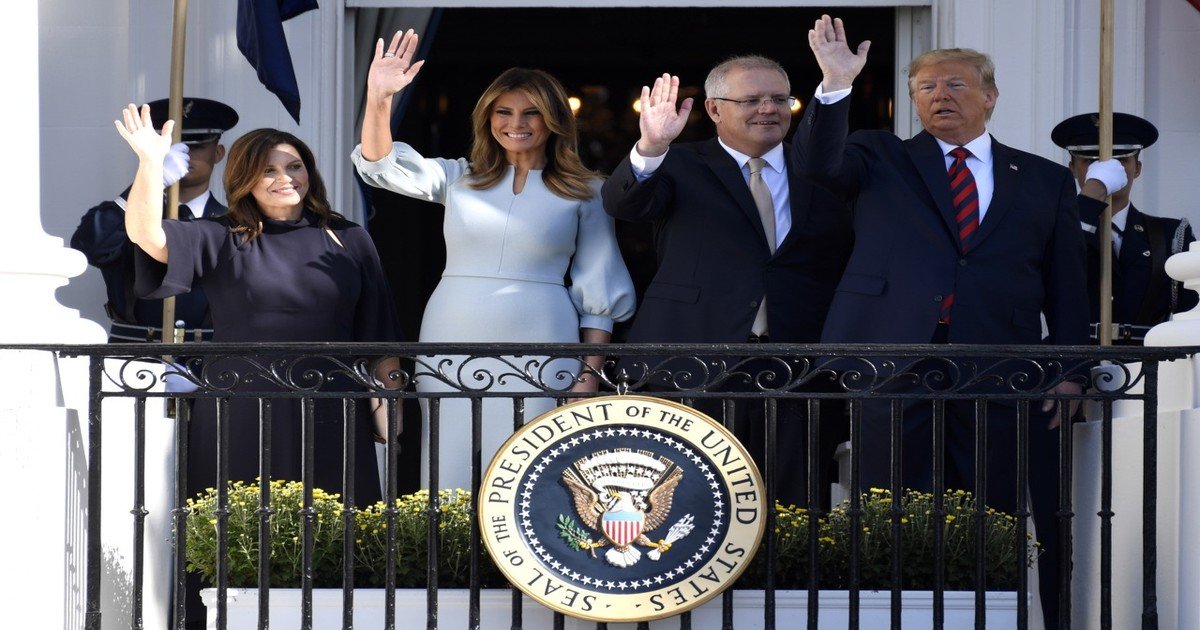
[627,140,792,246]
[180,190,211,219]
[814,85,995,219]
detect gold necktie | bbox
[748,157,777,253]
[748,157,774,336]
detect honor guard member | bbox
[1053,112,1198,345]
[71,97,238,342]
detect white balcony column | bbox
[1146,241,1200,628]
[0,3,106,629]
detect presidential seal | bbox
[478,396,765,622]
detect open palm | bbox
[114,103,173,163]
[637,74,693,155]
[367,29,426,100]
[808,15,871,90]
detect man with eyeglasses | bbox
[798,15,1132,628]
[72,97,238,343]
[602,56,854,509]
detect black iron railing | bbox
[10,342,1197,630]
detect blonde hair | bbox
[906,48,997,96]
[468,67,597,201]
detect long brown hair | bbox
[222,128,339,242]
[468,68,597,201]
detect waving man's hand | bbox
[635,73,693,158]
[808,15,871,92]
[367,29,426,103]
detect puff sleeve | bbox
[569,182,637,332]
[351,141,470,205]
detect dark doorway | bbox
[367,6,896,333]
[361,6,896,489]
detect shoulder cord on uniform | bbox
[1170,218,1190,312]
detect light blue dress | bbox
[353,142,636,490]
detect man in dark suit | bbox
[602,58,854,508]
[798,15,1125,628]
[72,97,238,342]
[1052,112,1197,344]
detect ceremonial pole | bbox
[1097,0,1115,345]
[162,0,189,344]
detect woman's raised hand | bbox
[114,104,174,164]
[367,29,426,101]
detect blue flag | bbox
[236,0,319,123]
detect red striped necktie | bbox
[939,147,979,324]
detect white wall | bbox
[41,0,340,329]
[39,0,1200,332]
[1144,0,1200,226]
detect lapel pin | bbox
[1009,164,1019,171]
[1134,224,1144,232]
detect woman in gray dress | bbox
[353,30,636,490]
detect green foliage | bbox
[739,488,1039,591]
[185,482,1034,592]
[185,481,502,588]
[556,514,592,551]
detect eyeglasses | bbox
[711,96,798,110]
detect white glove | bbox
[1085,159,1128,196]
[162,142,191,187]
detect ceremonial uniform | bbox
[72,192,226,341]
[1079,203,1195,344]
[70,97,238,342]
[1052,112,1196,345]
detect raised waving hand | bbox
[808,15,871,92]
[114,103,174,165]
[367,29,426,103]
[361,29,426,161]
[113,103,171,262]
[635,74,693,158]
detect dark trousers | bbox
[856,352,1063,629]
[681,357,845,511]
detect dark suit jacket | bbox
[1081,204,1198,331]
[72,192,226,329]
[602,138,853,346]
[793,97,1089,347]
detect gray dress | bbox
[354,142,636,490]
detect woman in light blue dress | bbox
[353,30,636,490]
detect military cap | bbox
[1051,112,1158,159]
[147,97,239,145]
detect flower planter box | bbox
[202,587,1022,629]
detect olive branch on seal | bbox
[557,514,599,556]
